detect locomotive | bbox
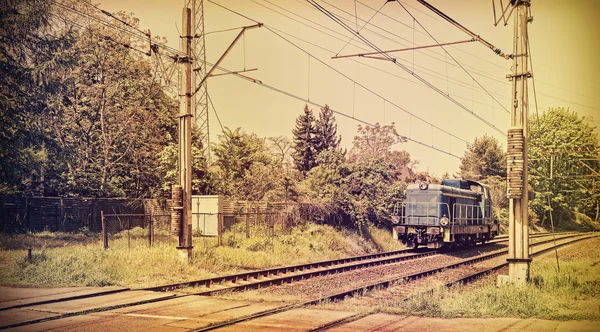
[392,179,498,248]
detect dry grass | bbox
[0,221,397,288]
[377,242,600,320]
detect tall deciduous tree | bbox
[529,108,599,226]
[40,2,177,197]
[0,0,72,195]
[211,127,278,199]
[458,135,506,180]
[292,104,317,174]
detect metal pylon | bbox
[185,0,210,157]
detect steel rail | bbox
[143,248,422,292]
[193,233,595,331]
[308,234,599,332]
[4,233,592,330]
[146,232,572,293]
[155,249,438,295]
[404,234,599,301]
[186,233,579,296]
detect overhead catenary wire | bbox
[206,60,463,159]
[51,0,185,57]
[208,1,471,145]
[306,0,506,137]
[253,0,515,112]
[315,0,600,109]
[395,0,510,115]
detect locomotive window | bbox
[406,193,439,217]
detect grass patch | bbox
[380,247,600,320]
[0,221,386,288]
[0,231,99,250]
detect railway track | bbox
[0,231,585,330]
[193,232,597,331]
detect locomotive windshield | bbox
[406,192,439,217]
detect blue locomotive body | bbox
[392,179,498,248]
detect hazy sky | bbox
[95,0,600,176]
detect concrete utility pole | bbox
[503,0,532,285]
[177,7,193,261]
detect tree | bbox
[0,0,73,195]
[211,127,280,200]
[458,135,506,180]
[292,105,317,174]
[314,105,341,155]
[529,108,599,226]
[38,3,177,197]
[347,123,407,163]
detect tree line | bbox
[2,0,598,229]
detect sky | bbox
[95,0,600,176]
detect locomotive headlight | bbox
[439,217,449,227]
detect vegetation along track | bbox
[143,231,572,295]
[0,232,586,330]
[194,232,598,332]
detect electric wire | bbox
[47,12,151,57]
[255,0,515,112]
[206,61,463,159]
[396,0,509,114]
[51,0,185,57]
[307,0,506,137]
[321,0,600,108]
[209,1,472,145]
[262,19,507,113]
[336,1,386,56]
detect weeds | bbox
[383,248,600,320]
[0,221,396,288]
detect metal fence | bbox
[100,212,173,250]
[191,211,296,246]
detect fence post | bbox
[127,218,131,250]
[101,210,108,249]
[149,212,153,247]
[218,213,223,246]
[245,202,250,239]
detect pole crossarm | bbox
[416,0,512,59]
[208,68,258,78]
[193,23,263,95]
[332,38,476,59]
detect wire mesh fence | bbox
[191,211,298,247]
[100,212,173,250]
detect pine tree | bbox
[292,105,317,174]
[314,104,341,156]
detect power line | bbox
[396,0,509,114]
[259,18,509,115]
[255,0,513,112]
[307,0,506,137]
[207,61,463,159]
[208,1,490,145]
[51,0,184,57]
[320,0,600,108]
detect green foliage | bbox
[0,0,72,195]
[0,223,382,288]
[348,122,407,163]
[300,122,410,229]
[314,104,341,156]
[458,134,507,180]
[528,108,599,227]
[0,0,178,198]
[211,127,284,200]
[292,104,318,174]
